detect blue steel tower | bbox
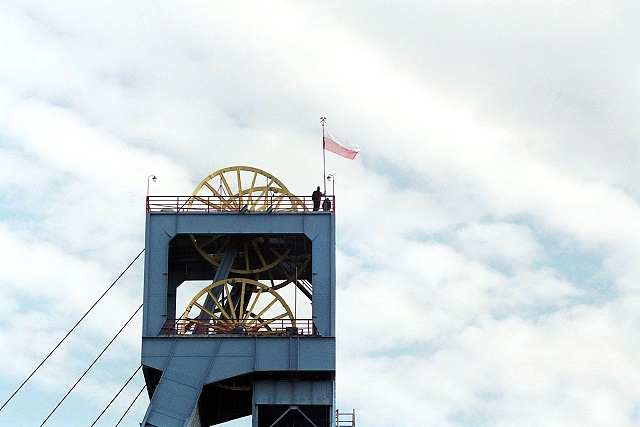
[141,166,336,427]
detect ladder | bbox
[336,409,356,427]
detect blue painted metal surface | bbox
[141,210,336,426]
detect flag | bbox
[323,129,360,160]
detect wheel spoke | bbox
[246,186,269,210]
[247,171,258,207]
[211,244,225,260]
[243,241,250,272]
[272,194,285,209]
[253,312,289,329]
[219,174,236,207]
[180,277,294,335]
[246,286,264,320]
[206,289,220,313]
[193,195,224,211]
[238,281,246,320]
[201,235,221,248]
[224,281,237,319]
[190,166,298,213]
[267,268,275,287]
[266,177,274,193]
[249,296,279,325]
[193,301,217,320]
[236,168,243,207]
[207,289,230,319]
[253,240,268,269]
[202,182,231,207]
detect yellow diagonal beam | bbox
[207,289,230,319]
[246,286,264,320]
[248,297,279,325]
[224,281,237,319]
[252,312,289,329]
[193,301,217,320]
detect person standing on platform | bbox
[322,197,331,211]
[312,186,323,211]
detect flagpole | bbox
[321,116,327,195]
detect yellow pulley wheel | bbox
[190,234,290,275]
[179,278,295,335]
[187,166,307,212]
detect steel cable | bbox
[39,303,143,426]
[0,248,145,413]
[114,384,146,427]
[90,365,142,426]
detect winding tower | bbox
[141,166,336,426]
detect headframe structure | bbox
[141,166,337,426]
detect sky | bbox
[1,1,640,426]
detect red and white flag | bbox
[323,129,360,160]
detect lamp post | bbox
[147,174,157,197]
[147,174,157,211]
[326,174,335,212]
[326,174,334,195]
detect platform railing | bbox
[336,409,356,426]
[160,318,318,336]
[146,195,335,213]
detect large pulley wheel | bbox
[190,234,291,275]
[178,278,295,335]
[187,166,307,212]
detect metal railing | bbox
[160,318,317,336]
[336,409,356,426]
[146,195,335,213]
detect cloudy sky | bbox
[2,1,640,426]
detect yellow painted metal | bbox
[188,166,307,212]
[190,234,291,274]
[265,256,311,291]
[188,166,311,281]
[179,278,295,335]
[214,381,253,392]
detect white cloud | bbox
[453,222,544,267]
[340,302,640,426]
[2,1,640,426]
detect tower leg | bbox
[141,350,217,427]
